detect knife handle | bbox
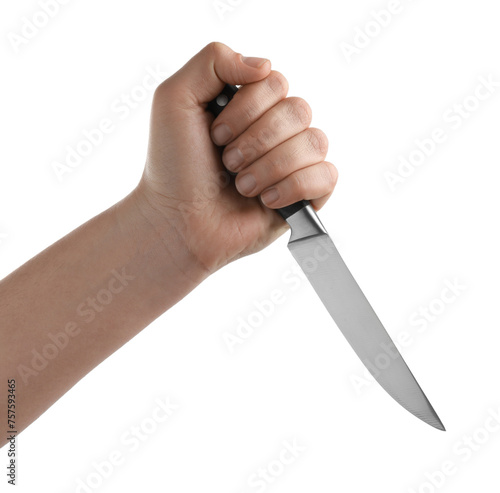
[207,84,309,221]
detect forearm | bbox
[0,188,208,440]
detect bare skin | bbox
[0,42,338,444]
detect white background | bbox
[1,0,500,492]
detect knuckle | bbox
[306,128,329,156]
[264,154,285,179]
[266,71,289,98]
[239,139,257,162]
[241,102,259,123]
[153,77,169,100]
[269,109,286,132]
[290,173,306,196]
[152,83,165,102]
[286,97,312,127]
[272,156,287,176]
[152,81,174,108]
[253,127,273,153]
[271,147,293,176]
[206,41,224,57]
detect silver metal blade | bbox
[287,227,445,430]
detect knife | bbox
[207,84,445,431]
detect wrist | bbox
[113,187,210,308]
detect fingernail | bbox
[223,147,244,171]
[241,56,269,68]
[261,188,279,205]
[212,123,233,145]
[236,174,257,195]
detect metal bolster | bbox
[286,204,328,243]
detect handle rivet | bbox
[216,94,229,107]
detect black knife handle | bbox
[207,84,309,221]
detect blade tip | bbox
[427,415,446,431]
[434,422,446,432]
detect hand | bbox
[132,42,338,273]
[0,42,337,437]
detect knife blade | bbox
[207,84,445,431]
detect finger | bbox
[221,96,311,169]
[157,42,271,108]
[259,161,338,209]
[234,128,329,197]
[210,71,289,146]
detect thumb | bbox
[165,42,271,106]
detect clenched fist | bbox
[133,42,338,273]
